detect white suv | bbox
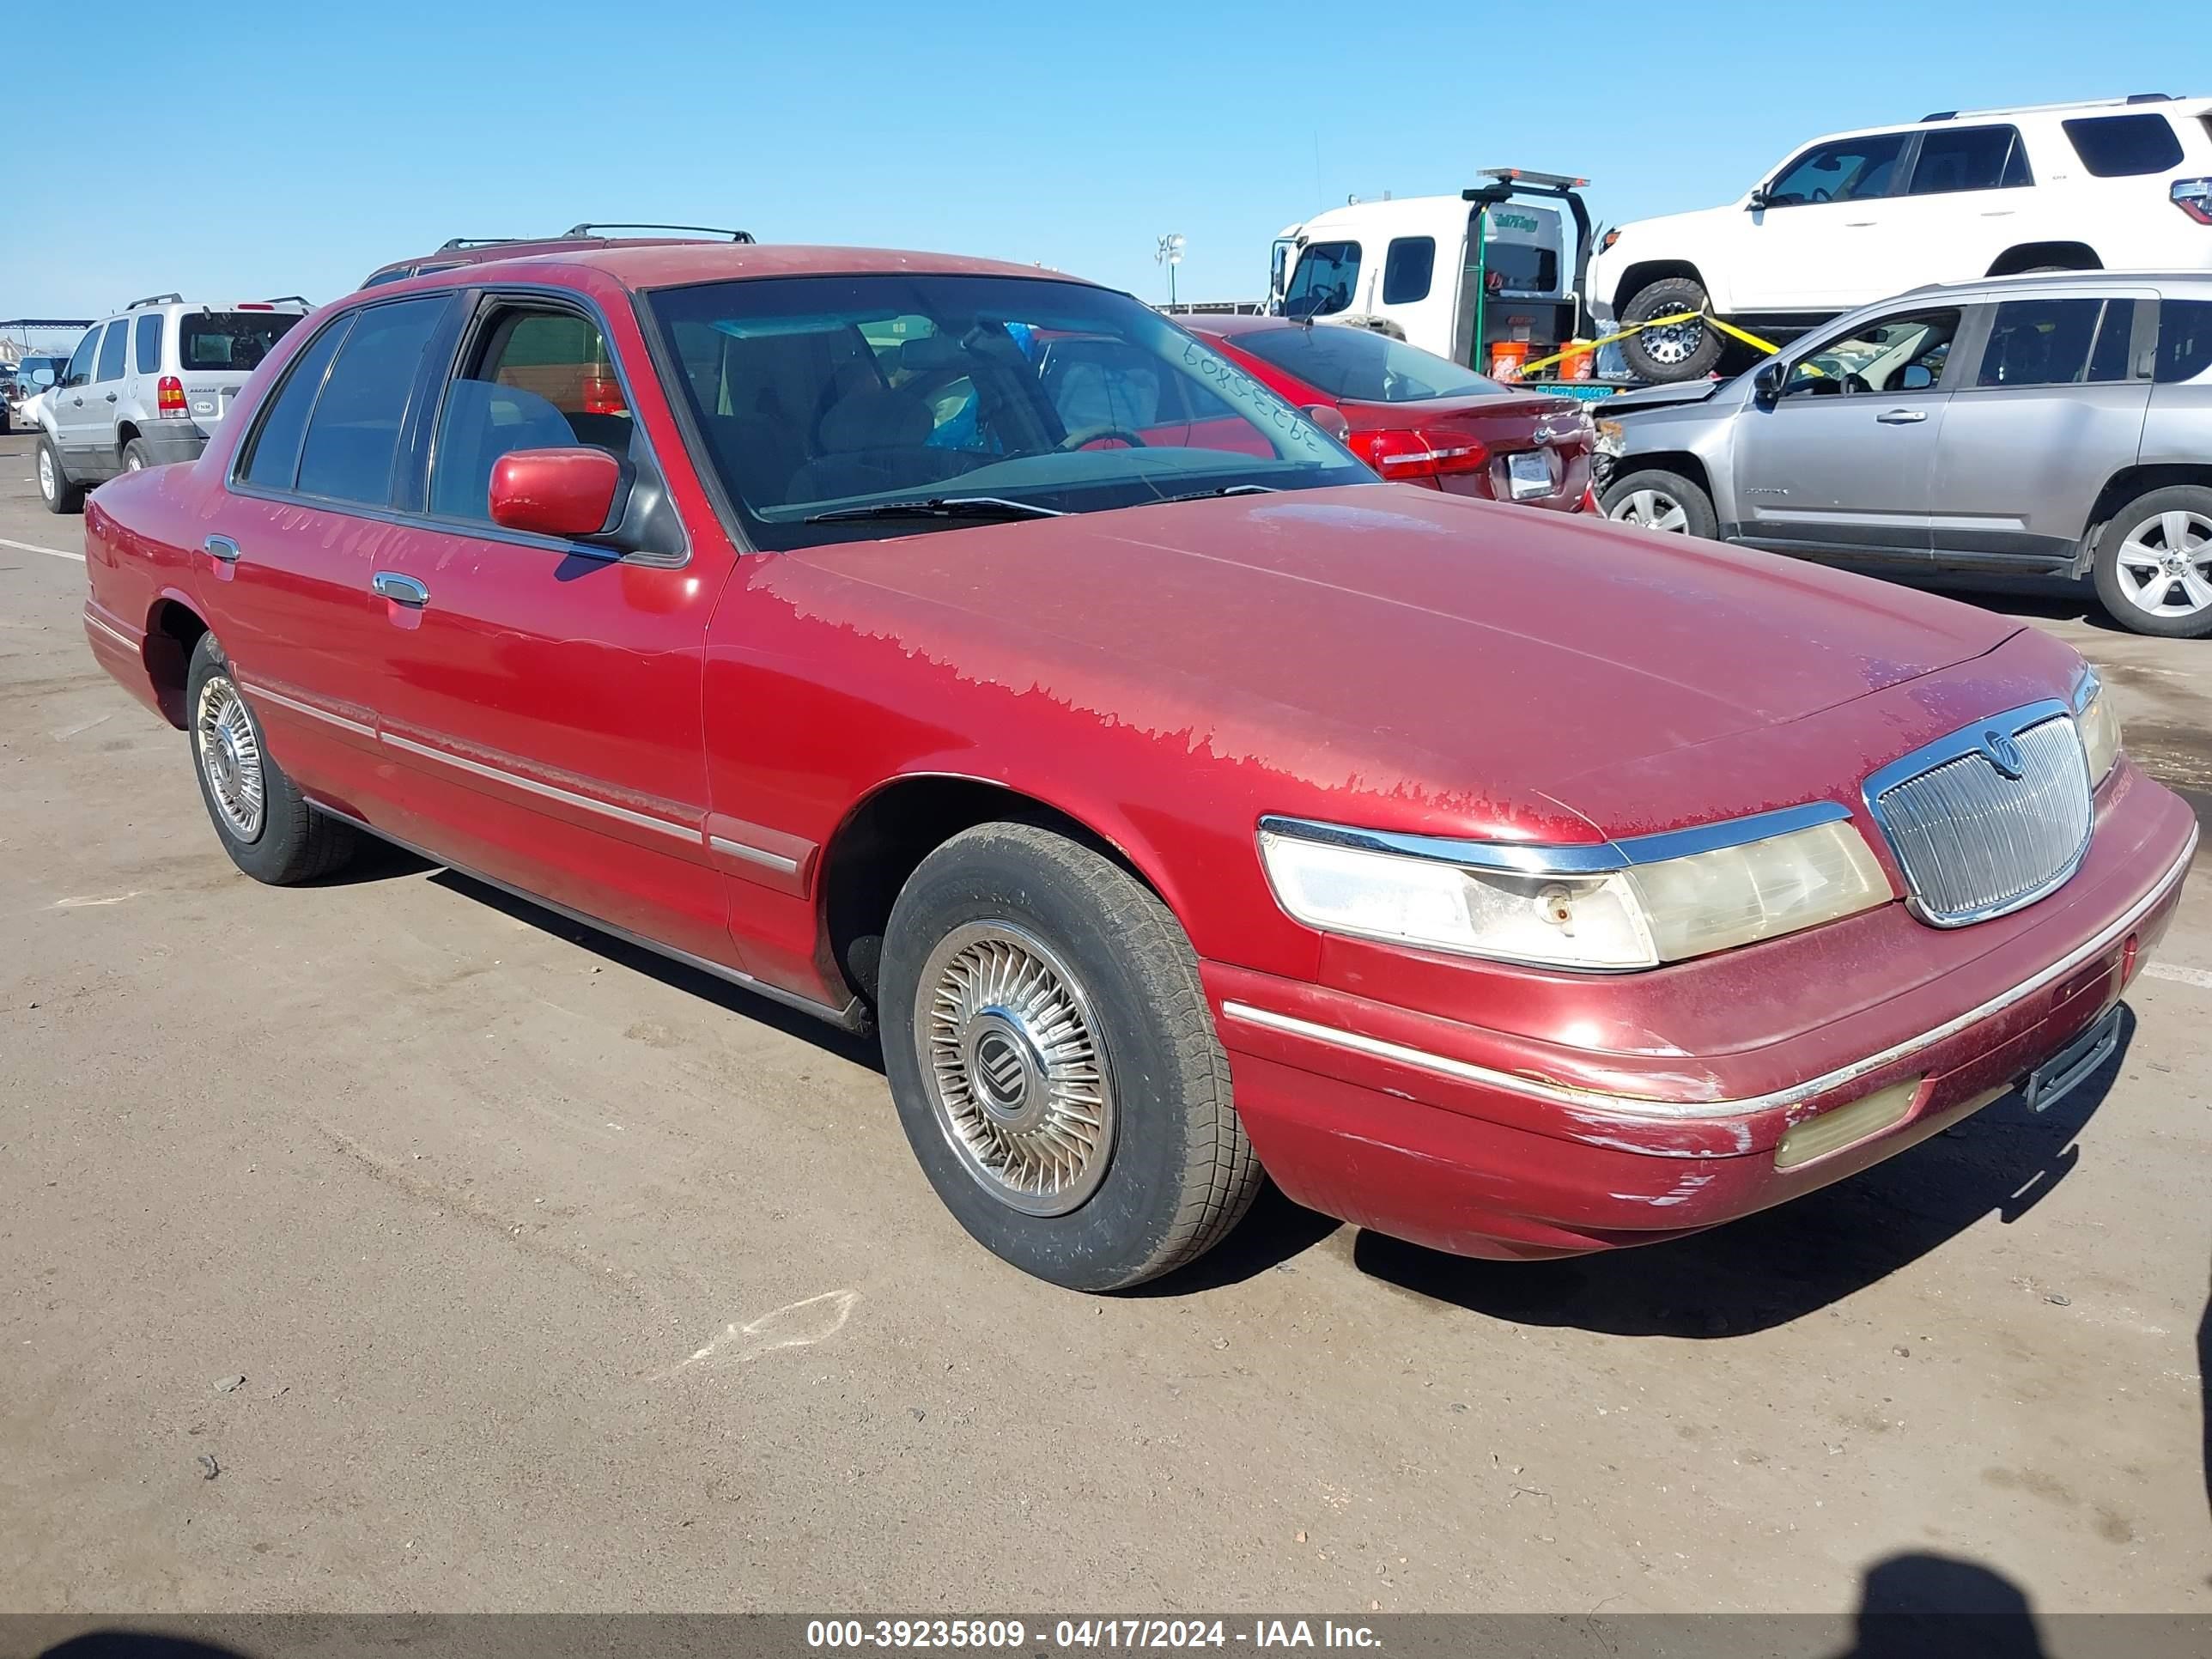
[35,294,310,513]
[1587,94,2212,381]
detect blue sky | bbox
[8,0,2203,327]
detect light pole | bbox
[1155,234,1184,307]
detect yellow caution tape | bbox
[1507,311,1783,382]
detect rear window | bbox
[2154,298,2212,383]
[1233,325,1504,404]
[1482,240,1559,296]
[180,311,304,372]
[2062,113,2185,178]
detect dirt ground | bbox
[3,428,2208,1616]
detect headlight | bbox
[2075,670,2121,784]
[1258,815,1890,971]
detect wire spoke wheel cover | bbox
[2114,507,2212,617]
[1610,488,1687,532]
[916,921,1115,1216]
[195,674,266,841]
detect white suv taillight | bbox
[157,375,188,419]
[2175,178,2212,225]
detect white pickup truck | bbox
[1586,94,2212,381]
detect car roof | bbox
[370,242,1092,295]
[1907,269,2212,301]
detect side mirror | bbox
[1303,404,1352,441]
[1753,361,1786,406]
[29,367,54,388]
[1899,363,1934,391]
[488,447,626,540]
[1747,187,1771,210]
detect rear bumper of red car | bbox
[1205,786,2197,1261]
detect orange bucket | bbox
[1555,340,1596,380]
[1489,341,1530,381]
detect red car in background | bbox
[1178,314,1596,511]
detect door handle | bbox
[1876,409,1929,424]
[70,396,83,406]
[104,392,118,403]
[204,535,240,563]
[371,571,429,608]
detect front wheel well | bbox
[819,775,1160,1008]
[144,598,210,727]
[1986,241,2101,276]
[2080,465,2212,569]
[1607,449,1715,501]
[1610,259,1705,318]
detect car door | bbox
[1732,132,1912,312]
[1875,124,2035,287]
[78,318,133,474]
[1729,303,1966,566]
[213,295,455,802]
[48,328,100,453]
[55,320,121,462]
[364,292,734,968]
[1926,289,2155,568]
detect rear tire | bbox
[37,436,84,514]
[879,822,1261,1291]
[1603,467,1719,539]
[2091,485,2212,639]
[122,437,155,472]
[1619,276,1725,383]
[185,634,358,884]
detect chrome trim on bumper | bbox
[83,611,140,653]
[1258,800,1853,877]
[1221,823,2196,1124]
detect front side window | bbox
[1976,297,2136,387]
[1784,309,1961,396]
[429,306,630,521]
[648,273,1370,551]
[62,329,99,388]
[1764,133,1910,207]
[181,311,303,372]
[1909,125,2030,194]
[133,313,163,374]
[2063,113,2184,179]
[1382,238,1436,306]
[94,320,129,382]
[1281,242,1361,319]
[2154,298,2212,384]
[1231,324,1504,404]
[293,298,447,505]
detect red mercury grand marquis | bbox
[77,243,2198,1290]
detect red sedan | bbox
[77,243,2195,1290]
[1179,313,1596,511]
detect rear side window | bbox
[1909,125,2030,194]
[294,298,447,504]
[95,321,129,382]
[1282,242,1360,319]
[133,313,163,374]
[240,316,353,489]
[1382,237,1436,306]
[2154,298,2212,383]
[1976,297,2138,386]
[2062,114,2185,178]
[181,311,304,372]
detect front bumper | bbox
[1206,775,2197,1260]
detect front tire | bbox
[879,823,1261,1291]
[36,436,84,514]
[1619,276,1725,382]
[2092,486,2212,639]
[1603,467,1719,539]
[185,634,358,884]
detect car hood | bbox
[772,485,2021,843]
[1597,377,1735,417]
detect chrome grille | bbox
[1870,712,2092,926]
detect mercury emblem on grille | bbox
[1979,728,2026,780]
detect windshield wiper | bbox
[1139,483,1280,507]
[803,495,1065,525]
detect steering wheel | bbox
[1058,425,1149,452]
[1842,372,1873,395]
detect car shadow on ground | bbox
[1895,571,2129,635]
[1339,1008,2135,1337]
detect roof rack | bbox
[437,237,532,251]
[125,292,184,310]
[562,222,757,244]
[1920,93,2178,121]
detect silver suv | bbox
[1597,271,2212,636]
[36,294,309,514]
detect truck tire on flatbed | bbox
[1620,276,1724,383]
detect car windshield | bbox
[179,311,303,372]
[1231,324,1505,404]
[646,273,1373,550]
